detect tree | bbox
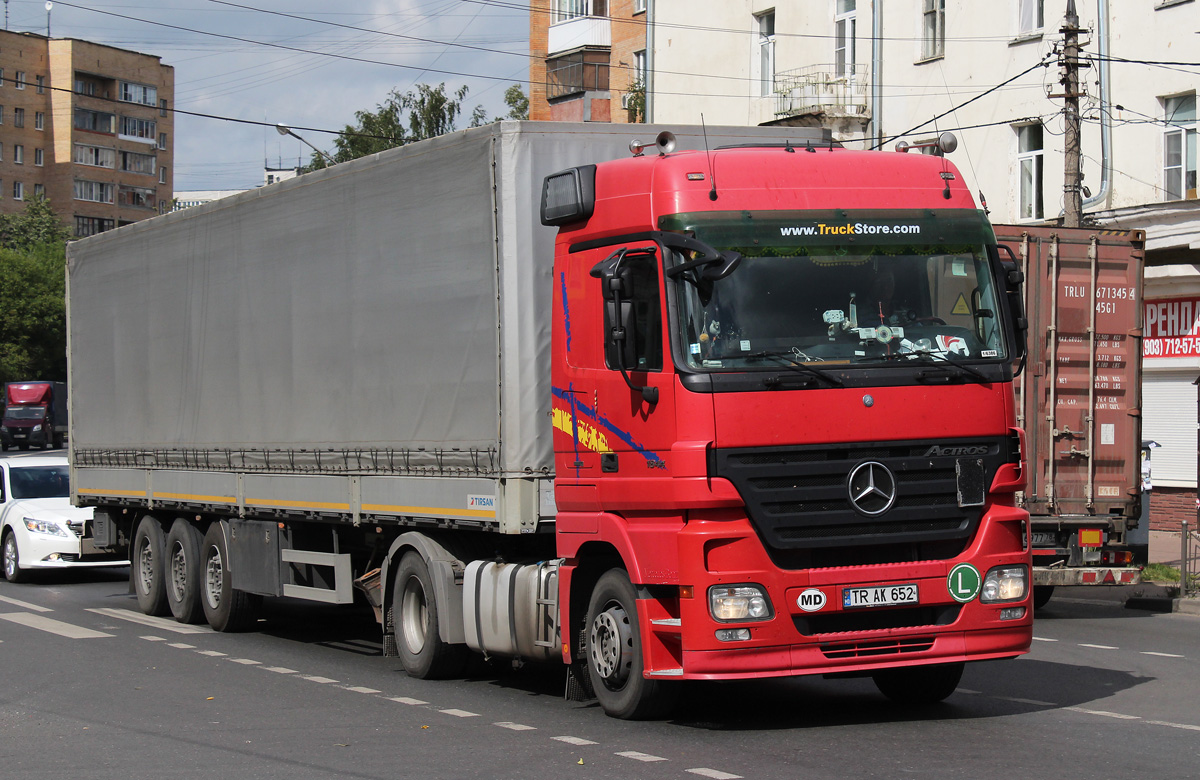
[503,84,529,120]
[0,194,72,253]
[309,83,486,169]
[0,242,67,383]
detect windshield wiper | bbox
[858,350,991,384]
[744,351,844,387]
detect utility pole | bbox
[1059,0,1085,227]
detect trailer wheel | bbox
[3,529,27,583]
[393,551,467,679]
[584,569,679,720]
[200,523,261,632]
[872,662,964,705]
[1033,586,1055,610]
[132,517,170,616]
[165,519,205,624]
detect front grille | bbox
[795,604,962,636]
[711,438,1008,568]
[819,636,937,660]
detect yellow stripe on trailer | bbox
[247,498,352,511]
[155,492,236,504]
[363,503,497,519]
[77,488,147,498]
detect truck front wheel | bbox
[132,517,170,616]
[872,662,964,705]
[165,519,205,624]
[393,552,467,679]
[200,523,261,632]
[584,569,679,720]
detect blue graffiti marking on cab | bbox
[552,385,664,467]
[560,271,572,354]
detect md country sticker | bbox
[796,588,828,612]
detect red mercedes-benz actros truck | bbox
[69,122,1032,720]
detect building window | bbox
[119,184,156,209]
[0,68,4,88]
[34,183,43,197]
[35,111,44,130]
[757,10,776,97]
[75,216,115,237]
[74,108,117,134]
[158,132,168,150]
[34,148,43,166]
[74,76,99,96]
[13,144,22,164]
[1017,0,1044,35]
[159,166,167,184]
[119,116,157,141]
[14,71,24,90]
[120,149,157,175]
[922,0,945,60]
[35,75,44,94]
[1164,93,1197,201]
[835,1,857,77]
[0,105,4,124]
[634,0,646,12]
[13,107,23,128]
[551,0,605,24]
[0,143,4,161]
[160,98,168,117]
[74,180,116,204]
[1017,123,1044,220]
[74,143,117,168]
[546,49,610,100]
[119,81,158,106]
[13,181,23,200]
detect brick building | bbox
[0,30,173,237]
[530,1,648,123]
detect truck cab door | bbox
[553,242,676,502]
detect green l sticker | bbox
[947,563,982,603]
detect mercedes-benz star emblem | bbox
[847,461,897,516]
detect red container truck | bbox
[1,381,67,451]
[68,123,1032,719]
[995,226,1145,607]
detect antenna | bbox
[701,114,718,201]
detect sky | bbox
[14,0,530,191]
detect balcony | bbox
[548,15,610,56]
[775,64,870,120]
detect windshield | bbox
[9,466,70,499]
[662,210,1008,370]
[5,406,46,420]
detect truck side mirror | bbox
[590,247,660,405]
[604,298,640,370]
[996,244,1028,364]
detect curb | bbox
[1125,596,1200,615]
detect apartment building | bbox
[530,1,649,122]
[0,30,173,237]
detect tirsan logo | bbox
[924,445,989,457]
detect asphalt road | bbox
[1,573,1197,780]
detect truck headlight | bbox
[24,517,68,536]
[980,565,1028,603]
[709,584,773,622]
[32,424,42,432]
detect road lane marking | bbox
[1141,651,1185,658]
[0,594,53,612]
[1065,707,1140,720]
[388,697,428,706]
[1078,643,1118,650]
[228,658,261,665]
[687,769,743,780]
[553,736,598,746]
[0,612,112,639]
[261,666,297,674]
[439,709,479,718]
[1032,636,1058,642]
[956,688,981,695]
[343,686,380,694]
[494,722,536,731]
[995,696,1056,706]
[168,642,195,649]
[301,675,338,684]
[616,751,667,762]
[197,650,227,657]
[140,635,167,642]
[1145,720,1200,732]
[88,608,209,634]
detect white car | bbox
[1,455,129,583]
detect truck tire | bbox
[872,662,964,705]
[3,530,27,583]
[1033,585,1055,610]
[200,523,261,632]
[393,551,467,679]
[165,519,205,624]
[132,516,170,616]
[584,569,679,720]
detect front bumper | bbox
[12,526,128,570]
[641,507,1033,681]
